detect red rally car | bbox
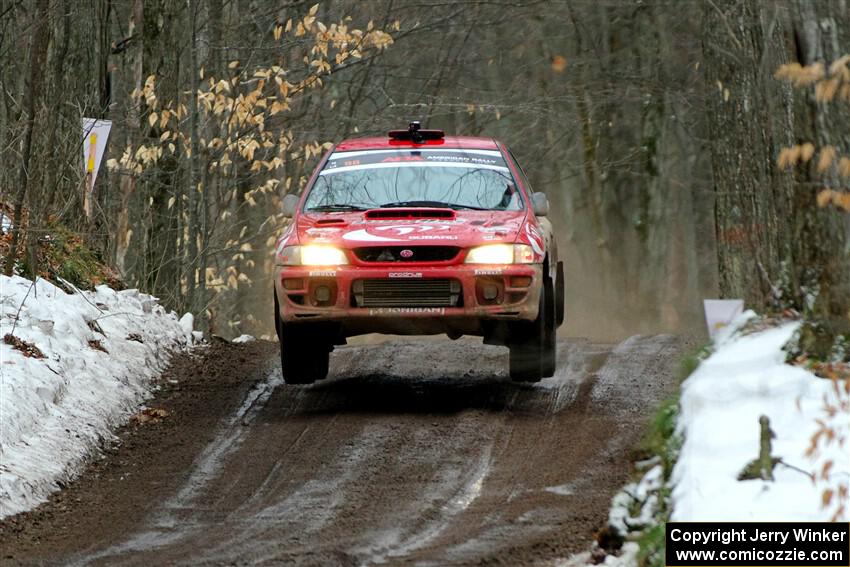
[273,123,565,384]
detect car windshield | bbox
[304,149,523,212]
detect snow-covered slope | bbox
[672,315,849,521]
[0,275,194,518]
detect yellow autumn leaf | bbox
[817,146,836,173]
[817,189,833,208]
[839,157,850,179]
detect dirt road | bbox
[0,334,686,566]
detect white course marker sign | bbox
[703,299,745,338]
[82,118,112,219]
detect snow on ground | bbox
[559,313,848,567]
[672,314,849,521]
[555,542,640,567]
[0,275,193,518]
[609,461,663,534]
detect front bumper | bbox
[274,263,542,335]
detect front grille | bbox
[353,279,461,308]
[353,246,460,263]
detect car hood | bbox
[294,209,529,248]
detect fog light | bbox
[315,285,331,302]
[483,284,499,300]
[283,278,304,290]
[510,276,532,288]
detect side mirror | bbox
[282,194,299,218]
[531,192,549,216]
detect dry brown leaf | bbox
[88,339,108,354]
[551,55,567,73]
[817,146,836,173]
[838,157,850,179]
[3,334,46,358]
[132,407,171,426]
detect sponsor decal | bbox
[374,224,452,235]
[381,156,425,162]
[308,270,336,277]
[325,149,507,173]
[351,218,462,225]
[388,272,423,278]
[342,224,459,242]
[275,224,295,255]
[423,154,501,166]
[306,227,342,236]
[474,269,503,276]
[524,223,545,256]
[368,307,446,315]
[342,229,398,242]
[319,161,510,175]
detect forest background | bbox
[1,0,847,358]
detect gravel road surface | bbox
[0,334,686,566]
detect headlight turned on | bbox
[281,245,349,266]
[465,244,535,264]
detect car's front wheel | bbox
[274,292,330,385]
[509,276,556,382]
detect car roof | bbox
[333,135,500,152]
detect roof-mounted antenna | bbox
[408,121,422,143]
[388,122,444,143]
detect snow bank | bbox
[671,316,849,521]
[0,275,193,518]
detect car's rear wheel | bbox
[274,291,329,385]
[509,276,556,382]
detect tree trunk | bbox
[186,0,201,313]
[114,0,144,276]
[787,0,850,358]
[705,0,850,358]
[703,0,793,307]
[4,0,50,277]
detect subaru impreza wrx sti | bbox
[273,123,565,384]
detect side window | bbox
[505,147,534,195]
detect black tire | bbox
[274,292,329,385]
[555,261,565,327]
[274,290,282,340]
[541,277,557,378]
[509,277,556,382]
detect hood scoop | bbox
[365,208,455,220]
